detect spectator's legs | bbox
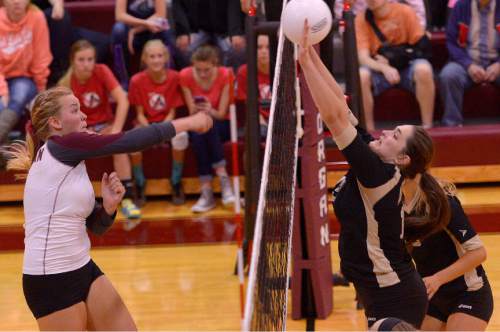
[439,62,472,126]
[190,128,216,212]
[170,132,189,205]
[359,67,375,131]
[411,60,435,128]
[153,29,178,68]
[182,31,212,66]
[211,120,234,206]
[0,78,37,145]
[111,22,130,88]
[130,152,146,206]
[43,8,74,85]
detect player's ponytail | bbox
[400,126,450,242]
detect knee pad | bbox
[172,131,189,150]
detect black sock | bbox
[121,179,134,199]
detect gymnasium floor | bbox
[0,186,499,330]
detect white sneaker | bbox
[192,188,216,213]
[220,175,235,206]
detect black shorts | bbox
[427,278,494,323]
[23,259,104,319]
[354,271,428,328]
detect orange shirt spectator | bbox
[355,2,424,57]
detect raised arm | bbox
[298,22,350,138]
[48,112,212,166]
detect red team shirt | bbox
[129,69,184,123]
[236,64,271,120]
[70,64,119,126]
[179,66,234,118]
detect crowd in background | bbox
[0,0,499,216]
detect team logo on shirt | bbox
[0,28,32,56]
[148,93,166,112]
[82,92,101,109]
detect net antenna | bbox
[243,0,300,329]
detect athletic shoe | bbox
[220,176,235,206]
[171,182,186,206]
[121,198,141,219]
[191,188,216,213]
[332,272,350,287]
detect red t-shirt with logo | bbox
[128,69,184,123]
[70,64,119,126]
[179,66,234,115]
[236,64,271,120]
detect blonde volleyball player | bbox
[5,87,212,330]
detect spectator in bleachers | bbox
[235,34,271,138]
[0,0,52,146]
[112,0,176,87]
[356,0,435,131]
[128,39,188,206]
[58,40,141,221]
[173,0,246,70]
[31,0,110,85]
[335,0,427,29]
[439,0,500,127]
[179,45,235,213]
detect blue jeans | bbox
[362,59,432,97]
[0,77,38,116]
[439,61,500,126]
[190,122,227,181]
[180,30,246,70]
[111,22,176,67]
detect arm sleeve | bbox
[406,6,425,44]
[47,122,177,166]
[100,65,120,92]
[446,196,483,251]
[355,14,371,53]
[446,4,473,69]
[128,75,140,106]
[335,124,396,188]
[172,0,191,36]
[86,201,117,236]
[30,9,53,92]
[235,66,247,101]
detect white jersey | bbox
[21,122,177,275]
[23,143,94,275]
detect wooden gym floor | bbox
[0,185,499,330]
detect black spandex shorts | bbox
[355,271,428,328]
[427,278,493,323]
[23,259,104,319]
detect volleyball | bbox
[281,0,333,45]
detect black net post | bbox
[342,8,365,126]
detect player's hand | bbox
[382,65,401,85]
[188,111,213,133]
[51,1,65,20]
[485,62,500,82]
[423,274,443,300]
[101,172,125,215]
[468,63,486,83]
